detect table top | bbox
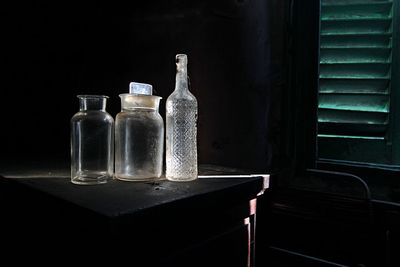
[0,175,267,220]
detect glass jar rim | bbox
[119,93,162,110]
[119,93,161,99]
[77,95,109,99]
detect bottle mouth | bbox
[176,54,188,72]
[119,93,162,110]
[176,54,188,64]
[77,95,109,111]
[77,95,109,99]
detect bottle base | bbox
[114,174,161,182]
[166,176,198,182]
[71,172,111,185]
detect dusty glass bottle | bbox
[166,54,198,181]
[70,95,114,185]
[115,93,164,181]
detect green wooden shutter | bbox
[318,0,396,165]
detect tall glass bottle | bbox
[71,95,114,185]
[166,54,198,181]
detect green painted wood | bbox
[321,19,392,35]
[319,79,389,94]
[318,135,384,140]
[318,94,389,112]
[322,3,392,20]
[318,109,388,124]
[319,122,387,136]
[320,34,391,48]
[322,0,393,7]
[318,136,391,164]
[318,0,398,165]
[320,48,391,63]
[390,0,400,164]
[319,63,390,79]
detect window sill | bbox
[317,159,400,203]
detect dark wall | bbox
[1,0,291,173]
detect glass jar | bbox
[115,94,164,181]
[70,95,114,185]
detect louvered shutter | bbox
[318,0,397,165]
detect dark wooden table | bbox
[0,175,266,267]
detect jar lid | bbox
[119,94,161,110]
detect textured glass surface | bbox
[166,54,198,181]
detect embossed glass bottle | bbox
[166,54,198,181]
[71,95,114,185]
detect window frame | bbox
[316,0,400,167]
[288,0,400,201]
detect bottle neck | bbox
[175,54,189,93]
[78,96,107,111]
[175,70,189,92]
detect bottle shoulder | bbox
[71,110,114,123]
[166,90,197,103]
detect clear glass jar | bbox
[70,95,114,185]
[166,54,198,181]
[115,94,164,181]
